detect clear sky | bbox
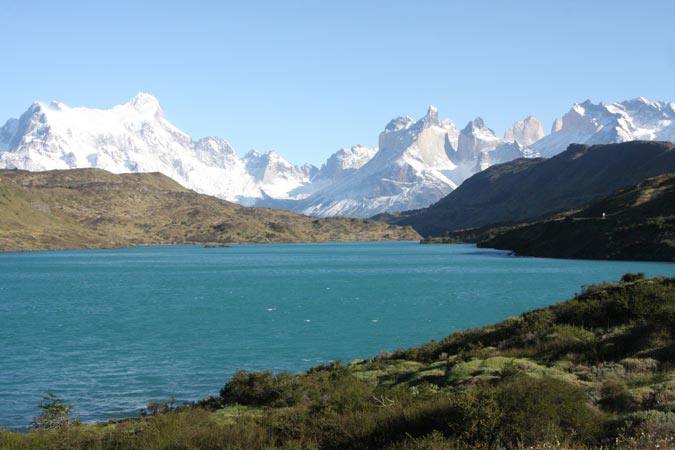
[1,0,674,166]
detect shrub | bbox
[519,308,556,344]
[618,410,675,441]
[621,272,645,283]
[141,396,178,416]
[493,376,602,447]
[220,371,301,407]
[599,380,630,412]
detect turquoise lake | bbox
[1,241,674,429]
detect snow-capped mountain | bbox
[258,107,538,217]
[0,96,540,217]
[243,150,317,200]
[282,106,462,217]
[533,97,675,157]
[315,145,378,181]
[1,94,673,218]
[0,93,315,204]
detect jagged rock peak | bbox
[384,115,415,133]
[504,116,544,147]
[244,149,285,161]
[462,117,493,134]
[419,105,440,127]
[244,149,261,159]
[27,102,45,114]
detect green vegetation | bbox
[0,169,419,252]
[3,274,675,448]
[31,392,79,431]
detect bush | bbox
[621,272,645,283]
[618,410,675,441]
[220,371,301,407]
[599,380,630,412]
[493,376,602,447]
[141,396,178,416]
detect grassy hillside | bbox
[383,141,675,237]
[478,173,675,261]
[3,274,675,449]
[0,168,419,252]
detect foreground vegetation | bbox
[0,169,419,252]
[3,274,675,449]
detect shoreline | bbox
[0,238,422,255]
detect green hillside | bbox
[0,168,419,252]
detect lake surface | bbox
[1,241,674,429]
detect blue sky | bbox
[1,0,674,165]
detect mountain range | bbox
[385,141,675,236]
[1,94,674,217]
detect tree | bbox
[32,391,78,430]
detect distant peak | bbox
[131,92,158,104]
[504,116,544,146]
[128,93,162,114]
[29,101,44,112]
[460,117,498,140]
[419,105,440,127]
[244,149,262,159]
[470,117,486,129]
[48,101,66,110]
[384,116,415,133]
[571,102,588,114]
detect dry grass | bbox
[0,169,419,252]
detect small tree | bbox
[141,396,178,416]
[32,391,78,430]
